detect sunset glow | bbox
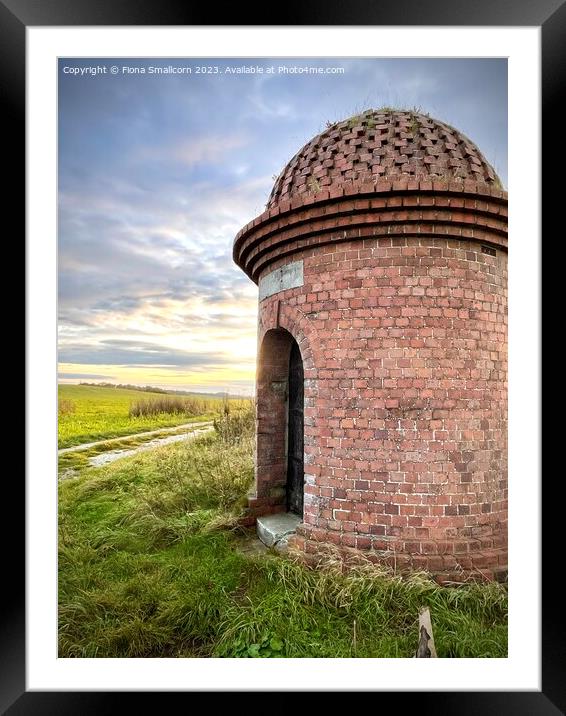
[58,58,507,394]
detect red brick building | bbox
[233,109,507,581]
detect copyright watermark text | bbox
[61,64,346,77]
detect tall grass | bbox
[214,552,508,659]
[213,398,255,445]
[59,420,507,659]
[58,398,76,416]
[129,396,211,418]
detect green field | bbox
[58,384,227,449]
[57,425,211,473]
[58,407,508,659]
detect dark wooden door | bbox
[287,341,304,516]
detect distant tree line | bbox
[79,382,169,394]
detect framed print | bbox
[12,1,555,712]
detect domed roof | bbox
[268,108,500,208]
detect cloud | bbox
[57,58,507,389]
[172,134,250,167]
[58,372,114,380]
[58,339,238,368]
[57,168,266,332]
[134,133,251,170]
[246,93,295,120]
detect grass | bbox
[306,176,322,194]
[129,395,214,418]
[59,407,508,658]
[58,384,242,449]
[58,422,213,473]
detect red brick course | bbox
[234,183,507,282]
[234,111,507,579]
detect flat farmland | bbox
[58,384,224,449]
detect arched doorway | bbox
[255,328,304,518]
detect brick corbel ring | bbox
[234,178,507,283]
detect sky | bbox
[58,57,507,395]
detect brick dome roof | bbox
[268,108,500,208]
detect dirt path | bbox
[87,425,213,467]
[58,423,215,480]
[59,420,214,455]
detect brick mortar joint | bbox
[234,182,508,254]
[235,208,508,283]
[248,235,508,285]
[289,535,507,580]
[236,202,508,267]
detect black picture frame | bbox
[12,1,555,712]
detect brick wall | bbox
[234,121,507,582]
[254,235,507,581]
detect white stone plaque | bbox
[258,260,304,301]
